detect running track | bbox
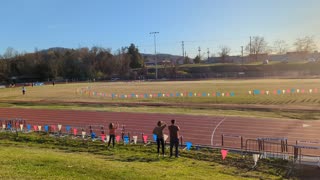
[1,108,320,149]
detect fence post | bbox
[221,134,224,147]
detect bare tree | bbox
[245,36,268,55]
[293,36,317,53]
[273,40,288,54]
[245,36,269,61]
[3,47,18,59]
[218,46,231,63]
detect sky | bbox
[1,0,320,57]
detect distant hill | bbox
[142,53,183,63]
[39,47,72,54]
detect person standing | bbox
[152,121,167,157]
[22,86,26,95]
[108,122,119,148]
[168,119,180,158]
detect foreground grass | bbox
[0,132,290,179]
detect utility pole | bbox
[198,46,201,58]
[249,36,252,54]
[241,46,244,65]
[181,41,185,58]
[207,48,210,60]
[150,32,159,80]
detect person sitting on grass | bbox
[152,121,167,157]
[108,122,119,148]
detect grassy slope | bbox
[0,132,287,179]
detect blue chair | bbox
[186,142,192,151]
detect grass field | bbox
[0,132,294,179]
[0,79,319,105]
[0,79,320,120]
[0,79,320,119]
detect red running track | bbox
[1,108,320,148]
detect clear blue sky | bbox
[1,0,319,57]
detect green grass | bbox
[0,79,319,106]
[0,132,292,179]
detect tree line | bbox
[0,44,146,83]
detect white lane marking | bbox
[211,117,227,147]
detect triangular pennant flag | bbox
[315,88,318,93]
[2,124,5,129]
[253,154,260,166]
[20,124,24,131]
[186,142,192,151]
[33,125,38,131]
[73,128,78,136]
[82,131,86,139]
[248,90,252,95]
[101,135,106,142]
[58,124,62,131]
[123,136,129,145]
[116,135,121,143]
[143,135,148,143]
[286,89,290,93]
[51,125,56,132]
[133,136,138,144]
[221,149,228,160]
[153,134,157,141]
[266,90,269,95]
[44,125,49,132]
[164,134,168,141]
[297,89,300,93]
[38,125,42,131]
[309,89,313,93]
[106,135,110,142]
[278,90,282,94]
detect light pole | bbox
[150,32,159,80]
